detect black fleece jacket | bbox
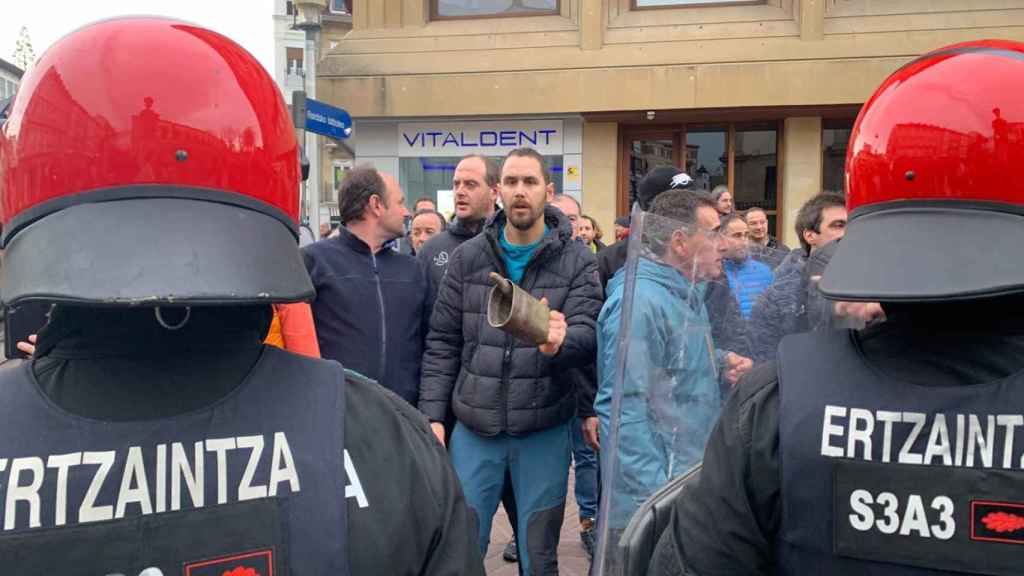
[303,227,430,406]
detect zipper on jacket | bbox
[486,233,514,432]
[486,222,556,433]
[501,339,513,431]
[371,250,387,382]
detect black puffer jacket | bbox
[419,206,603,436]
[417,216,485,309]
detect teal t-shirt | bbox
[499,225,547,284]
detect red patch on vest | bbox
[972,501,1024,544]
[184,548,273,576]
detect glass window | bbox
[823,126,852,195]
[627,139,675,209]
[286,1,295,16]
[635,0,754,7]
[733,128,778,229]
[286,47,304,76]
[434,0,559,19]
[330,0,351,14]
[329,161,353,204]
[400,155,563,220]
[685,130,727,194]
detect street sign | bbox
[305,97,352,140]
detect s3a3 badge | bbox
[972,501,1024,545]
[184,548,274,576]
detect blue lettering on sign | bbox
[479,131,498,146]
[400,128,560,149]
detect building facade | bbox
[317,0,1024,246]
[273,0,353,229]
[0,57,23,103]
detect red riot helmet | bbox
[0,17,313,306]
[819,39,1024,302]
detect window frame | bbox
[630,0,766,10]
[430,0,561,21]
[618,120,785,238]
[328,0,351,15]
[821,118,856,195]
[285,46,305,77]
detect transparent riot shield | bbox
[804,239,886,332]
[745,241,814,363]
[748,239,796,271]
[713,215,791,366]
[593,206,743,575]
[747,236,886,363]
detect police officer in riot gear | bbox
[0,17,481,575]
[648,39,1024,575]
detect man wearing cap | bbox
[0,18,482,575]
[596,190,733,546]
[599,167,752,360]
[650,39,1024,575]
[597,167,696,288]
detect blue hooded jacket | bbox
[595,257,721,530]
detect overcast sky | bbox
[4,0,277,75]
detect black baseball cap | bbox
[637,167,694,210]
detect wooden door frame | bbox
[617,124,686,215]
[617,119,789,238]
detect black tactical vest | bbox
[777,330,1024,576]
[0,346,348,576]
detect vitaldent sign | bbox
[398,120,563,157]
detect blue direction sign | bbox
[305,97,352,140]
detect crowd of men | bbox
[2,137,861,574]
[4,19,1018,576]
[295,142,868,574]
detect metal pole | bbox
[304,27,321,237]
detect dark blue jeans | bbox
[571,416,600,520]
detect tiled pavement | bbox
[484,469,592,576]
